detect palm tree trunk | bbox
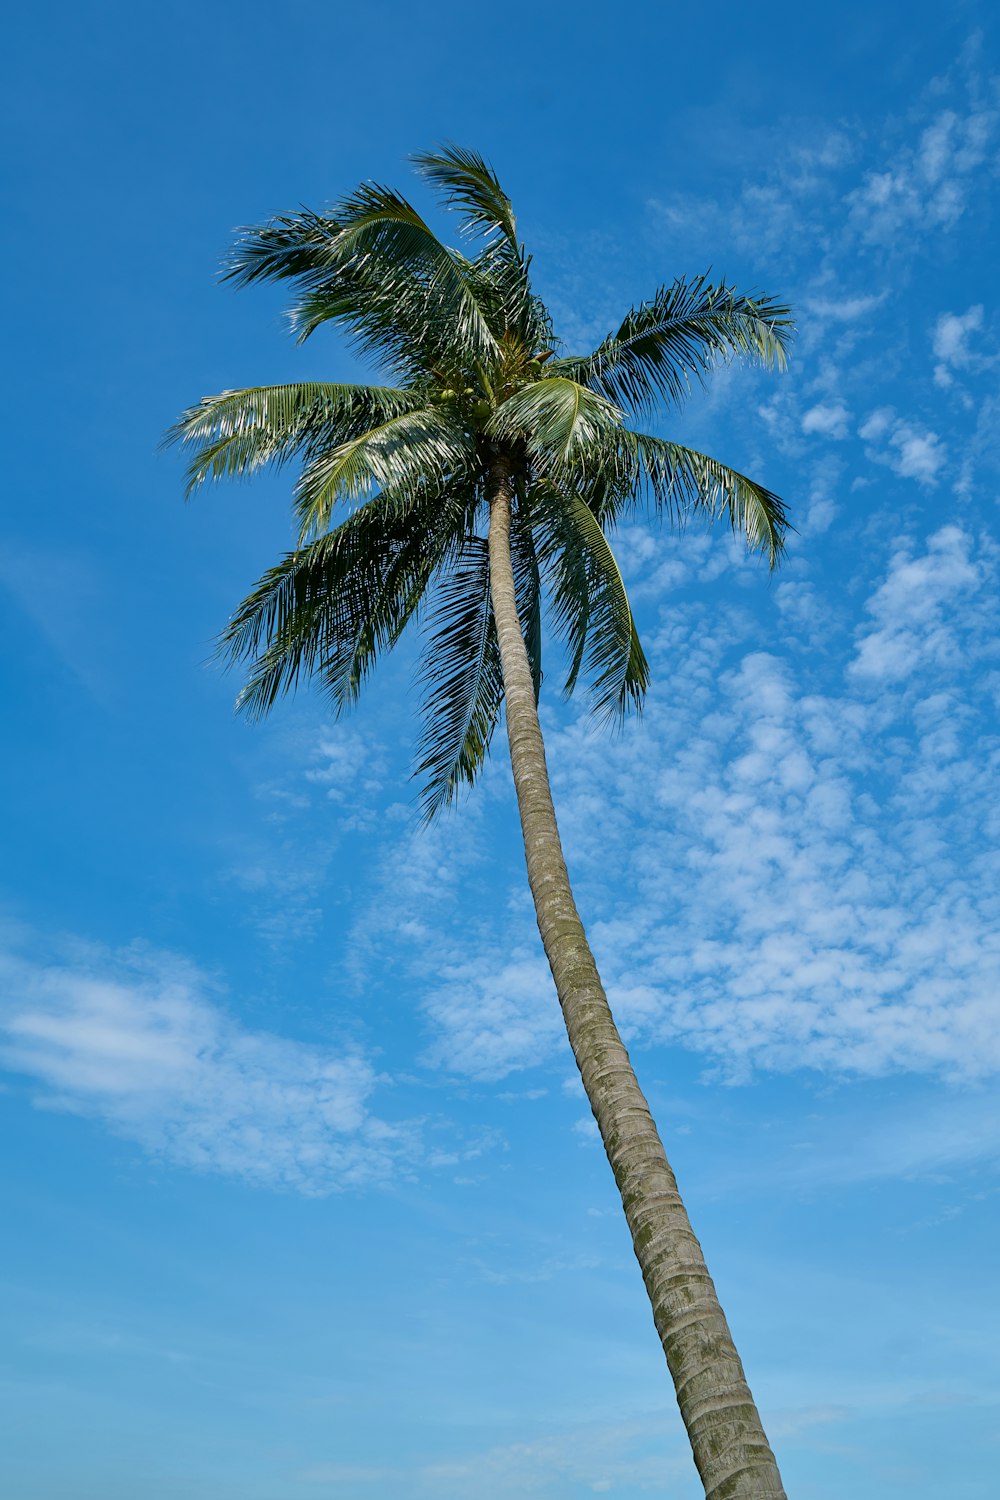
[486,462,787,1500]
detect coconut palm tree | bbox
[170,146,792,1500]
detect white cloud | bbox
[0,938,418,1192]
[847,103,997,244]
[303,724,386,805]
[392,526,1000,1088]
[801,401,851,440]
[932,304,986,387]
[780,1089,1000,1187]
[891,425,947,483]
[421,951,562,1081]
[859,407,946,485]
[647,65,996,274]
[411,1415,692,1498]
[857,407,893,442]
[849,526,984,683]
[648,128,853,262]
[300,1418,691,1497]
[933,304,984,366]
[804,293,885,324]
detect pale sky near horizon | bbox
[2,4,999,1498]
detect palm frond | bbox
[470,248,554,352]
[225,185,501,376]
[624,431,790,565]
[174,151,792,777]
[413,146,556,353]
[294,406,474,539]
[166,383,422,495]
[223,487,470,721]
[222,207,337,288]
[532,483,649,721]
[415,537,505,818]
[552,276,793,417]
[412,144,519,249]
[489,377,624,468]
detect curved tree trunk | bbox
[486,463,787,1500]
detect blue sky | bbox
[2,3,999,1497]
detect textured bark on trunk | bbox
[486,461,787,1500]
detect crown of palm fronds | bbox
[169,145,793,816]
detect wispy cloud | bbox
[803,293,885,325]
[223,719,395,946]
[390,525,1000,1088]
[300,1413,693,1496]
[780,1089,1000,1188]
[801,401,851,440]
[648,52,997,270]
[858,408,947,486]
[643,41,996,514]
[932,304,987,389]
[847,96,997,245]
[848,525,986,683]
[421,950,562,1080]
[0,935,418,1192]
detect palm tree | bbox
[170,146,792,1500]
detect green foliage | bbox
[489,378,625,469]
[415,538,505,819]
[167,384,424,495]
[531,481,648,721]
[552,276,792,417]
[170,148,792,813]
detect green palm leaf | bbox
[553,275,793,417]
[415,537,505,818]
[226,185,501,376]
[223,488,468,720]
[414,146,556,354]
[533,483,649,721]
[294,406,474,539]
[625,431,790,564]
[489,377,624,468]
[178,148,790,808]
[167,383,422,495]
[412,144,519,250]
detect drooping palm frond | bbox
[293,405,474,539]
[222,486,470,721]
[552,276,793,418]
[324,183,501,358]
[224,212,434,380]
[623,432,790,564]
[413,144,552,352]
[490,377,625,469]
[415,536,506,818]
[533,482,649,722]
[225,184,502,379]
[412,144,519,250]
[468,246,554,354]
[167,383,423,495]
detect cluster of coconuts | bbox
[436,357,547,428]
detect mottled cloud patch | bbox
[0,938,417,1192]
[421,951,562,1081]
[401,526,1000,1087]
[801,401,851,440]
[849,525,985,683]
[933,304,986,388]
[859,407,947,485]
[847,102,997,243]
